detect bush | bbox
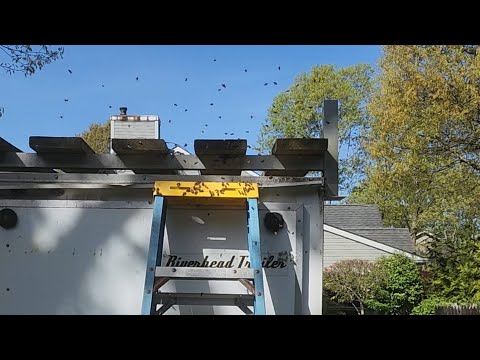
[411,297,448,315]
[365,254,424,315]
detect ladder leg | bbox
[155,299,175,315]
[247,198,266,315]
[141,196,168,315]
[236,302,254,315]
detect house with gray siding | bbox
[323,204,426,268]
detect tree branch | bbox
[0,45,64,76]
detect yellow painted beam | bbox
[153,181,259,198]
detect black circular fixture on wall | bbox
[0,208,18,229]
[264,212,285,235]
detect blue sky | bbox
[0,45,381,153]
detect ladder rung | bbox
[154,293,254,306]
[155,267,254,280]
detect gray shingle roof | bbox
[324,204,383,229]
[324,205,415,254]
[348,228,415,253]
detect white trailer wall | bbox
[0,186,323,314]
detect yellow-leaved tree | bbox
[350,45,480,243]
[77,120,111,154]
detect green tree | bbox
[323,259,377,315]
[256,64,375,193]
[349,46,480,244]
[0,45,64,76]
[425,219,480,303]
[366,254,424,315]
[77,120,111,154]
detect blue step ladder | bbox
[140,181,266,315]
